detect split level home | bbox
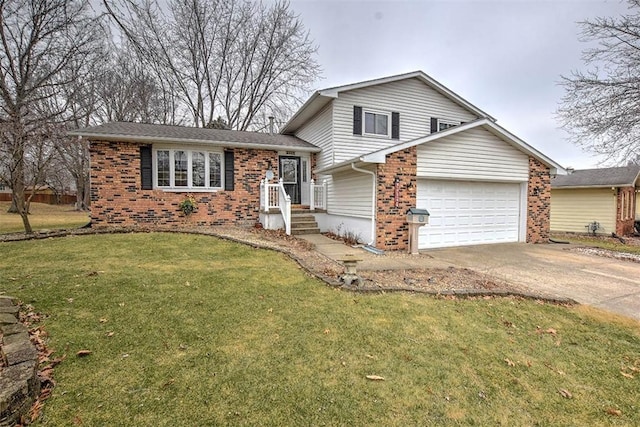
[69,71,564,251]
[551,165,640,236]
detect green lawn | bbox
[0,202,89,234]
[1,233,639,426]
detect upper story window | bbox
[430,117,460,133]
[155,148,223,190]
[364,111,389,136]
[353,106,400,139]
[438,120,459,131]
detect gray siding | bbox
[417,128,529,181]
[332,78,479,164]
[327,169,374,218]
[294,103,333,170]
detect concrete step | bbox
[291,221,319,229]
[291,227,321,235]
[291,215,317,222]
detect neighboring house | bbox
[551,165,640,236]
[70,71,564,251]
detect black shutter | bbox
[224,150,234,191]
[353,106,362,135]
[430,117,438,134]
[140,146,152,190]
[391,112,400,140]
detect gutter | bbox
[351,163,376,246]
[68,133,321,153]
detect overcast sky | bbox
[287,0,629,169]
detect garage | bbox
[417,180,523,249]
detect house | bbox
[70,71,564,250]
[551,165,640,236]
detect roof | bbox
[68,122,320,152]
[551,165,640,189]
[280,70,494,134]
[316,118,566,176]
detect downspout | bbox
[351,163,376,246]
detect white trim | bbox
[75,132,320,153]
[153,147,224,191]
[519,182,528,242]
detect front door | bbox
[279,156,301,204]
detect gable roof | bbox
[280,70,494,134]
[551,165,640,189]
[69,122,320,152]
[316,118,565,175]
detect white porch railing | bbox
[260,178,291,235]
[310,179,327,211]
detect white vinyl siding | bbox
[327,170,374,218]
[294,103,333,170]
[550,188,616,234]
[418,180,521,248]
[417,128,529,181]
[332,77,478,164]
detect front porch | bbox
[259,178,326,235]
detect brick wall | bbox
[90,140,278,228]
[375,147,417,251]
[616,186,636,235]
[527,157,551,243]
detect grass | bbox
[1,233,639,426]
[0,201,89,234]
[553,233,640,255]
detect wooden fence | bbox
[0,193,76,205]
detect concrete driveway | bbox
[421,243,640,321]
[300,235,640,321]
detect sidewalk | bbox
[297,234,452,270]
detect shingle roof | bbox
[68,122,320,152]
[551,165,640,188]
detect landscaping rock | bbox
[3,337,37,367]
[0,313,17,325]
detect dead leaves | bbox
[504,358,516,367]
[606,408,622,416]
[76,350,92,357]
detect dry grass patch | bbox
[0,201,89,234]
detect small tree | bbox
[0,0,104,232]
[558,0,640,164]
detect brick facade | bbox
[90,140,278,228]
[615,186,636,236]
[375,147,417,251]
[526,157,551,243]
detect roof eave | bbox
[71,132,321,153]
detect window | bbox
[155,149,223,189]
[364,111,389,136]
[209,153,221,188]
[157,150,170,186]
[174,151,188,187]
[438,120,458,131]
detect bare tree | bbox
[558,0,640,164]
[103,0,321,130]
[0,0,104,232]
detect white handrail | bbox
[260,178,291,235]
[310,178,327,211]
[278,178,291,235]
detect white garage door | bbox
[417,180,522,249]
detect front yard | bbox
[0,202,89,234]
[1,233,639,425]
